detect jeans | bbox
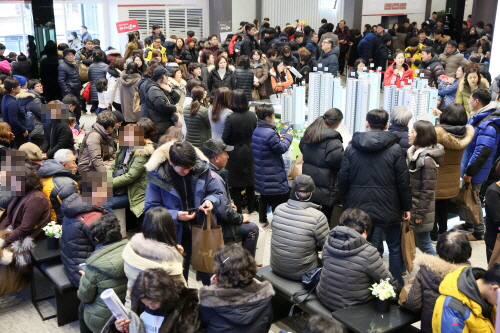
[258,192,289,223]
[235,222,259,257]
[369,224,405,286]
[414,231,436,255]
[106,195,129,210]
[464,183,485,238]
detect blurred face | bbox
[470,27,476,34]
[154,28,161,35]
[444,44,455,54]
[174,70,182,81]
[155,55,162,62]
[456,67,464,78]
[467,72,479,87]
[218,58,227,69]
[266,113,276,123]
[208,54,214,65]
[192,67,201,76]
[408,127,417,146]
[220,51,228,58]
[418,32,426,42]
[394,23,399,30]
[277,62,284,73]
[85,41,93,51]
[269,54,277,61]
[252,52,260,61]
[421,51,432,62]
[168,160,194,176]
[65,53,75,62]
[134,57,143,67]
[62,154,77,174]
[91,185,111,206]
[69,34,75,40]
[321,40,331,51]
[478,46,484,53]
[434,33,442,40]
[247,27,256,36]
[33,82,43,94]
[212,151,229,169]
[311,34,319,43]
[188,41,195,49]
[210,36,218,46]
[120,126,142,148]
[339,21,345,29]
[357,62,365,71]
[80,27,86,34]
[153,38,161,49]
[395,52,405,66]
[376,26,384,34]
[141,298,162,311]
[296,36,304,43]
[176,39,183,48]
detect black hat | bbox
[112,110,124,123]
[152,66,168,81]
[203,139,234,159]
[290,174,315,201]
[63,48,76,57]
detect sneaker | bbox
[467,233,483,241]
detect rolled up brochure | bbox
[101,288,129,320]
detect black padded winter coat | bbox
[207,68,236,99]
[88,61,108,101]
[234,67,254,101]
[388,124,411,157]
[58,59,81,97]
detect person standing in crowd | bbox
[222,90,256,214]
[105,57,124,112]
[439,41,468,77]
[250,50,268,100]
[375,35,393,71]
[199,244,274,333]
[1,77,27,148]
[75,38,94,76]
[338,109,411,286]
[11,54,32,79]
[460,88,500,241]
[199,52,214,85]
[17,79,46,147]
[318,19,328,40]
[334,20,349,75]
[271,174,329,280]
[270,59,293,93]
[357,32,374,63]
[208,87,232,139]
[383,51,414,88]
[200,35,221,60]
[40,99,76,159]
[439,66,464,108]
[281,45,299,70]
[252,104,292,226]
[144,140,227,285]
[183,86,211,149]
[371,24,392,64]
[119,62,142,124]
[316,208,401,311]
[305,32,320,60]
[347,29,362,68]
[77,215,128,333]
[401,231,472,333]
[432,29,450,56]
[149,24,165,44]
[39,41,61,102]
[404,37,423,77]
[407,120,444,255]
[388,105,413,157]
[88,50,108,114]
[318,38,340,76]
[485,162,500,262]
[172,38,192,67]
[58,48,81,98]
[186,36,198,63]
[319,23,339,46]
[81,26,92,41]
[207,56,236,100]
[418,47,445,87]
[299,108,344,222]
[168,67,187,112]
[234,55,254,101]
[241,23,259,57]
[144,36,167,63]
[456,68,490,116]
[432,104,473,240]
[68,32,82,50]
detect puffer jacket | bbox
[461,109,500,184]
[122,232,186,307]
[78,239,128,333]
[40,121,74,159]
[401,254,468,333]
[167,77,187,113]
[317,46,340,76]
[88,61,108,102]
[316,226,401,311]
[270,200,329,280]
[407,144,445,232]
[61,193,113,287]
[299,127,344,207]
[438,78,460,108]
[58,58,81,97]
[418,55,445,87]
[435,125,474,199]
[1,94,26,137]
[250,61,268,97]
[109,142,155,217]
[207,68,236,99]
[439,49,468,77]
[119,73,141,123]
[144,141,227,241]
[199,281,275,333]
[39,159,80,223]
[17,90,45,140]
[234,67,254,101]
[173,47,192,64]
[105,66,121,106]
[139,77,180,138]
[404,44,423,76]
[357,33,374,62]
[252,119,292,195]
[338,131,412,226]
[77,123,115,173]
[383,62,414,88]
[432,266,495,333]
[183,103,211,149]
[388,124,410,157]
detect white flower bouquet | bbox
[369,278,396,301]
[42,221,62,238]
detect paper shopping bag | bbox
[191,213,224,273]
[457,183,480,224]
[401,220,416,273]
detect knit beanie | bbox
[13,75,27,88]
[186,37,195,44]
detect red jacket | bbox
[383,63,414,88]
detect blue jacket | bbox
[143,142,227,242]
[252,119,292,195]
[438,78,459,108]
[461,109,500,184]
[305,40,318,59]
[357,33,374,62]
[2,94,26,136]
[318,46,340,76]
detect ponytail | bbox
[190,100,201,116]
[190,86,205,116]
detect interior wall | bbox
[361,0,426,30]
[231,0,256,32]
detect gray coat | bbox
[407,144,444,233]
[119,73,141,123]
[316,226,400,311]
[88,61,108,102]
[270,200,329,281]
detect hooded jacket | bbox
[1,94,26,137]
[144,141,226,241]
[357,33,374,62]
[432,266,495,333]
[250,60,269,97]
[183,102,211,149]
[16,90,45,126]
[207,68,236,99]
[168,77,187,113]
[88,60,108,102]
[439,49,468,77]
[270,200,329,280]
[388,124,411,157]
[383,62,415,88]
[316,226,401,311]
[58,58,81,97]
[402,254,468,333]
[39,121,74,159]
[60,193,113,287]
[199,281,275,333]
[39,159,80,223]
[109,142,155,217]
[299,127,344,207]
[78,239,128,333]
[404,44,424,76]
[105,66,121,106]
[200,41,222,60]
[252,119,293,196]
[338,131,412,226]
[119,73,141,123]
[455,78,490,116]
[435,125,475,199]
[407,144,445,232]
[418,55,446,87]
[78,122,115,173]
[240,34,259,57]
[461,108,500,184]
[317,46,340,76]
[122,233,186,308]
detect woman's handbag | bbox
[251,88,260,101]
[289,267,322,316]
[191,212,224,273]
[457,182,480,224]
[401,220,416,273]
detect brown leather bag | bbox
[79,63,89,82]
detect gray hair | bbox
[390,105,413,126]
[54,149,74,164]
[323,38,333,46]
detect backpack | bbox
[132,91,141,113]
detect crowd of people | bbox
[0,14,499,333]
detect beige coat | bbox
[77,123,115,173]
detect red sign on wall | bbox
[116,20,139,33]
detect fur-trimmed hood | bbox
[457,75,490,94]
[168,76,187,90]
[16,90,36,100]
[133,142,155,157]
[199,281,274,307]
[414,254,469,279]
[436,124,474,150]
[126,233,183,264]
[144,141,209,172]
[407,143,445,169]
